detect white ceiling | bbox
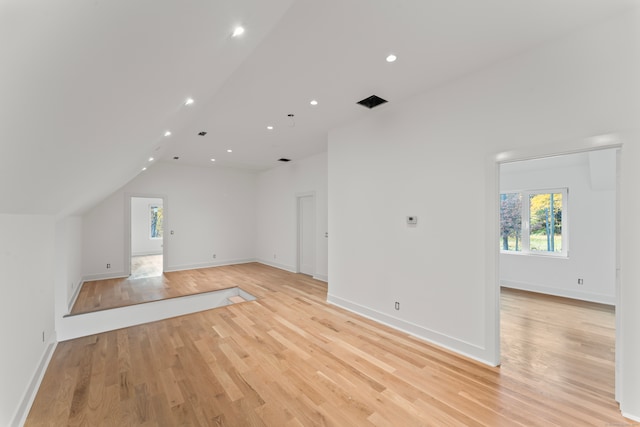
[0,0,634,215]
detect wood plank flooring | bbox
[71,263,245,315]
[28,263,627,426]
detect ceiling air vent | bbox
[357,94,388,109]
[278,158,291,162]
[198,131,207,136]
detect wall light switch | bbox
[407,216,418,225]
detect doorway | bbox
[497,145,620,401]
[297,193,315,276]
[130,196,164,278]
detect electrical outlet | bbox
[106,263,111,269]
[213,254,216,259]
[578,278,584,285]
[395,302,400,310]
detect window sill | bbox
[500,251,568,260]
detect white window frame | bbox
[501,187,568,258]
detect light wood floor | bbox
[71,261,235,315]
[28,263,626,426]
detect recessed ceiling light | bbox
[142,167,147,171]
[210,158,216,162]
[386,54,397,63]
[148,157,154,162]
[267,126,274,130]
[164,131,172,137]
[185,98,194,106]
[310,100,318,106]
[173,156,180,160]
[227,149,233,153]
[232,26,245,37]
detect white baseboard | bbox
[67,279,84,312]
[622,411,640,422]
[313,274,328,282]
[164,258,256,273]
[131,251,163,257]
[327,293,495,367]
[256,259,297,273]
[12,337,57,427]
[500,280,615,305]
[82,272,129,282]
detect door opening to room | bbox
[130,197,164,278]
[498,147,620,401]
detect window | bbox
[150,205,163,239]
[500,188,567,256]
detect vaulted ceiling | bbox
[0,0,634,216]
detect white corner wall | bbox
[54,216,83,313]
[81,162,257,278]
[131,197,163,256]
[500,151,617,304]
[0,214,56,427]
[328,12,638,420]
[256,152,328,281]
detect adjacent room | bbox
[2,1,640,425]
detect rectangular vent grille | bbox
[357,95,388,109]
[278,158,291,162]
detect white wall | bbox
[131,197,163,256]
[256,152,328,281]
[0,215,56,427]
[82,162,257,278]
[500,150,617,304]
[328,8,639,418]
[54,216,83,312]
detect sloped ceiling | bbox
[0,0,634,216]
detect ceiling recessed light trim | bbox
[232,26,245,37]
[148,157,154,162]
[164,131,172,137]
[310,99,318,106]
[267,126,274,130]
[386,54,397,63]
[227,149,233,153]
[184,98,194,106]
[210,158,216,162]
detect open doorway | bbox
[130,196,164,278]
[498,147,620,400]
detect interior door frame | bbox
[125,193,168,276]
[492,134,622,400]
[296,191,316,275]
